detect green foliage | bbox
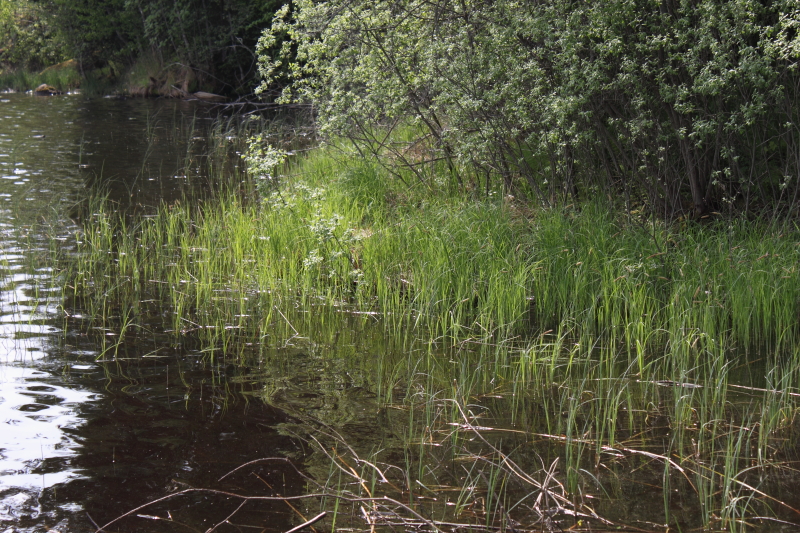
[258,0,800,217]
[243,133,287,194]
[0,0,283,95]
[48,0,140,68]
[0,0,68,71]
[0,65,81,91]
[129,0,282,93]
[66,140,800,354]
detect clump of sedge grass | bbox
[0,66,81,92]
[54,126,800,531]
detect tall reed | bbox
[52,120,800,530]
[0,67,81,92]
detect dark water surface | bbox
[3,92,798,533]
[0,93,304,532]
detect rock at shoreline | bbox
[33,84,62,96]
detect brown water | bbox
[0,93,304,532]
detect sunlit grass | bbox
[64,147,800,355]
[52,121,800,531]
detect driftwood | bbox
[191,91,227,102]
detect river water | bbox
[3,92,800,533]
[0,93,304,532]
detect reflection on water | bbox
[0,364,94,491]
[0,93,301,532]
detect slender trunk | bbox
[680,139,707,217]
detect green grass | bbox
[0,66,81,92]
[52,124,800,531]
[64,146,800,354]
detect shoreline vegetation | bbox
[8,0,800,529]
[0,60,81,94]
[1,0,279,99]
[0,58,232,99]
[52,114,800,532]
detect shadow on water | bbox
[2,352,305,532]
[73,96,219,209]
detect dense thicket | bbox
[0,0,67,70]
[2,0,283,95]
[259,0,800,218]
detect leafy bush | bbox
[46,0,282,95]
[258,0,800,218]
[0,0,68,71]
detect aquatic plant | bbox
[52,118,800,531]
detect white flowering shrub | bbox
[257,0,800,219]
[243,134,288,196]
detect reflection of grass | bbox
[53,118,800,531]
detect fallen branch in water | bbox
[102,408,685,533]
[95,488,538,533]
[284,512,327,533]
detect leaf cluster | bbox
[0,0,68,71]
[7,0,284,95]
[258,0,800,218]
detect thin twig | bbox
[217,456,320,489]
[283,512,327,533]
[205,499,248,533]
[96,489,509,533]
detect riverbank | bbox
[54,118,800,531]
[67,138,800,355]
[0,57,228,99]
[0,60,81,93]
